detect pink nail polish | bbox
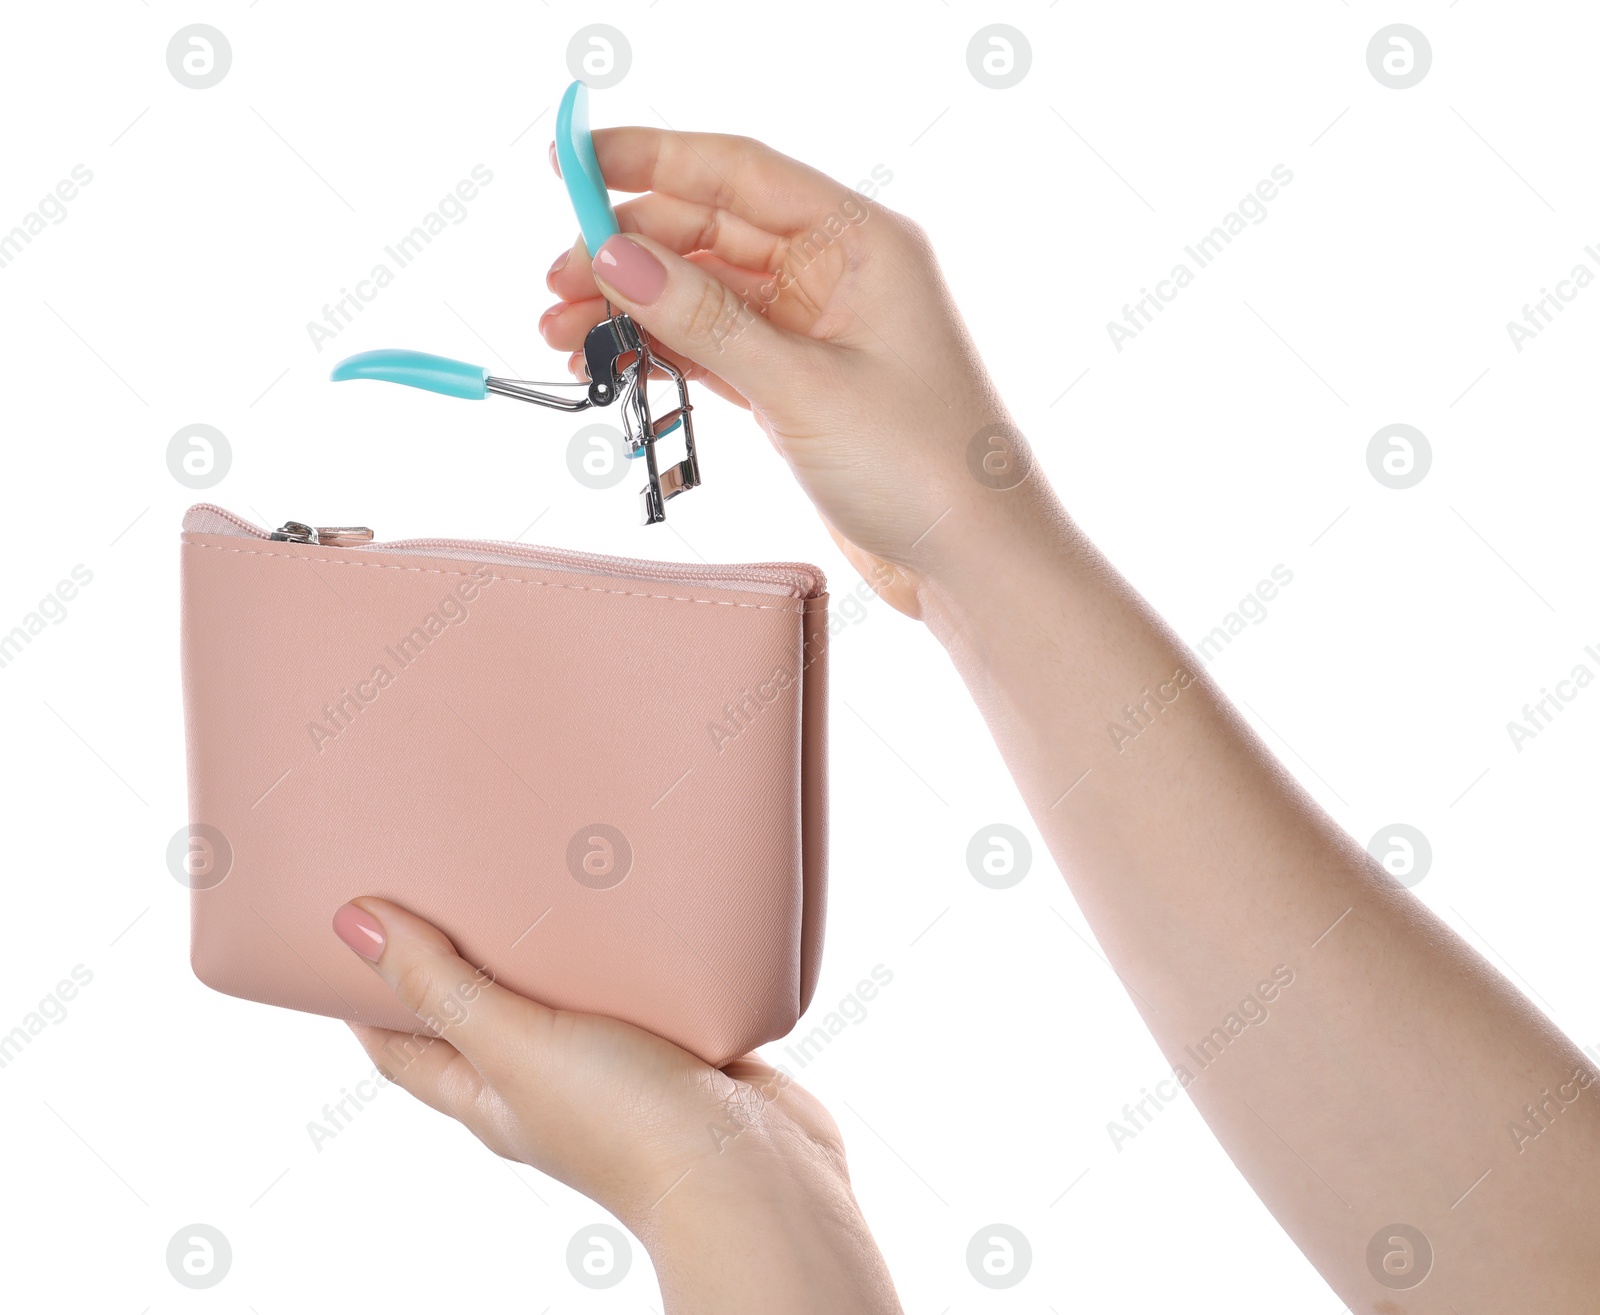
[539,303,562,333]
[549,142,560,177]
[592,235,667,306]
[333,903,385,961]
[546,250,570,288]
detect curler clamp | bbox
[328,81,700,525]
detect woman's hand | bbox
[332,898,903,1315]
[540,128,1045,615]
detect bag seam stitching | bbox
[184,540,806,613]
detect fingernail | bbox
[333,903,385,961]
[546,249,569,289]
[538,303,562,334]
[593,235,666,306]
[548,142,560,177]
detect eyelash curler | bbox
[329,81,700,525]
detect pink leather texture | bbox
[179,506,828,1066]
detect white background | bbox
[2,2,1597,1310]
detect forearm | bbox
[915,480,1600,1306]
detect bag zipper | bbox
[187,503,825,598]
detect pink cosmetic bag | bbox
[178,504,829,1065]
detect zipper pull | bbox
[270,521,374,547]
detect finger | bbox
[555,126,850,234]
[346,1022,493,1127]
[546,251,779,409]
[539,295,608,353]
[548,191,785,302]
[332,899,553,1085]
[721,1052,785,1084]
[561,342,755,414]
[679,251,791,315]
[542,251,777,353]
[587,230,823,400]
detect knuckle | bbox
[886,210,934,258]
[693,205,724,256]
[700,136,757,215]
[392,958,440,1021]
[681,277,745,350]
[378,1030,436,1079]
[730,133,764,168]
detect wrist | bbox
[626,1131,900,1314]
[910,465,1076,634]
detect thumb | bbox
[332,898,553,1087]
[589,231,815,400]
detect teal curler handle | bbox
[330,349,488,400]
[555,80,620,256]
